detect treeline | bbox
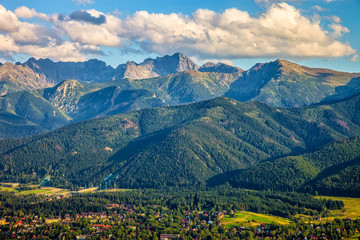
[0,187,343,219]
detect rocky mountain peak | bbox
[114,53,199,80]
[199,62,243,74]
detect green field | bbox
[0,184,70,196]
[346,232,360,240]
[314,196,360,221]
[221,211,291,228]
[0,184,132,196]
[0,186,20,193]
[19,187,70,196]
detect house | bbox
[0,218,7,225]
[76,235,88,240]
[160,234,180,240]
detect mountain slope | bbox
[117,70,240,104]
[0,90,71,138]
[210,136,360,197]
[1,94,360,188]
[226,59,360,107]
[0,67,241,139]
[0,62,52,96]
[74,87,166,121]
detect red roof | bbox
[93,224,105,227]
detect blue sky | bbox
[0,0,359,72]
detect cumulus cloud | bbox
[0,3,356,62]
[0,35,19,52]
[14,6,50,21]
[55,10,122,46]
[0,5,19,33]
[9,22,61,46]
[65,10,106,25]
[0,4,101,61]
[110,3,355,60]
[19,42,97,62]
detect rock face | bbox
[23,53,200,84]
[114,53,200,80]
[0,62,52,96]
[24,58,116,84]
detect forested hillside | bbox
[209,137,360,196]
[1,93,360,190]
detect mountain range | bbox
[1,53,360,139]
[1,93,360,193]
[1,52,360,196]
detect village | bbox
[1,200,358,240]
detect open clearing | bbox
[0,183,131,196]
[19,187,70,196]
[315,196,360,221]
[221,211,291,228]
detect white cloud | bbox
[55,10,122,46]
[312,5,327,11]
[114,3,355,59]
[0,34,19,52]
[14,6,50,21]
[350,54,359,62]
[331,16,341,23]
[0,3,356,62]
[19,42,92,62]
[329,23,349,38]
[73,0,94,6]
[254,0,301,7]
[0,5,19,33]
[9,22,60,46]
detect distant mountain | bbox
[226,59,360,107]
[108,70,241,104]
[23,53,200,84]
[0,66,240,138]
[23,58,116,84]
[199,62,243,74]
[1,93,360,189]
[0,62,52,96]
[114,52,200,79]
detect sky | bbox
[0,0,359,72]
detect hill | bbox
[209,136,360,197]
[1,94,360,189]
[226,59,360,107]
[0,90,71,139]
